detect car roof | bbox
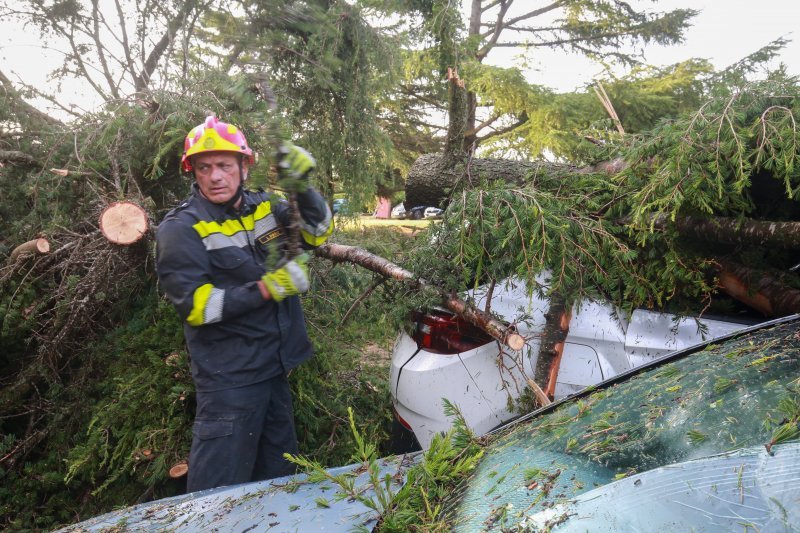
[57,454,421,532]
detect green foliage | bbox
[473,59,716,162]
[0,223,411,529]
[401,77,800,316]
[287,395,484,532]
[286,407,395,520]
[0,291,187,530]
[62,298,192,497]
[212,0,411,207]
[622,78,800,226]
[428,0,464,76]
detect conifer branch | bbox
[315,244,525,351]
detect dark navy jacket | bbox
[156,184,333,392]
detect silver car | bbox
[390,276,760,450]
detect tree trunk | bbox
[405,154,565,209]
[315,243,525,351]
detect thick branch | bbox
[91,0,120,98]
[475,0,513,61]
[0,70,64,128]
[135,1,200,92]
[0,150,40,166]
[716,259,800,317]
[65,22,110,99]
[479,2,566,41]
[475,114,529,144]
[315,243,525,351]
[644,214,800,249]
[113,0,135,81]
[464,113,501,138]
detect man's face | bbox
[192,152,246,204]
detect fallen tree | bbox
[399,78,800,400]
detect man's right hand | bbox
[260,254,310,302]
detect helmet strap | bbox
[223,184,244,213]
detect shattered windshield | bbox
[452,318,800,531]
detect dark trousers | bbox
[187,373,299,492]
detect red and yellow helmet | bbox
[181,115,256,172]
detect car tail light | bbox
[393,407,413,431]
[411,309,495,354]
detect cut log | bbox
[315,243,525,352]
[9,238,50,261]
[169,460,188,478]
[99,201,149,245]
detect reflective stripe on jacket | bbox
[155,185,333,392]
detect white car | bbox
[423,207,443,219]
[390,277,760,450]
[391,203,407,219]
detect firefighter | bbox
[155,116,333,491]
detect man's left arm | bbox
[275,141,334,249]
[295,188,334,248]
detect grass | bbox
[335,215,433,232]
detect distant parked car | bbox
[332,198,348,214]
[408,206,426,220]
[391,203,407,219]
[423,207,443,219]
[390,276,763,450]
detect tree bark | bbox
[315,243,525,351]
[405,154,567,208]
[0,150,40,167]
[534,294,571,401]
[646,214,800,249]
[716,259,800,317]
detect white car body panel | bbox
[391,279,755,450]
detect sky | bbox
[486,0,800,92]
[0,0,798,115]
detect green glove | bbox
[261,253,310,302]
[277,141,316,181]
